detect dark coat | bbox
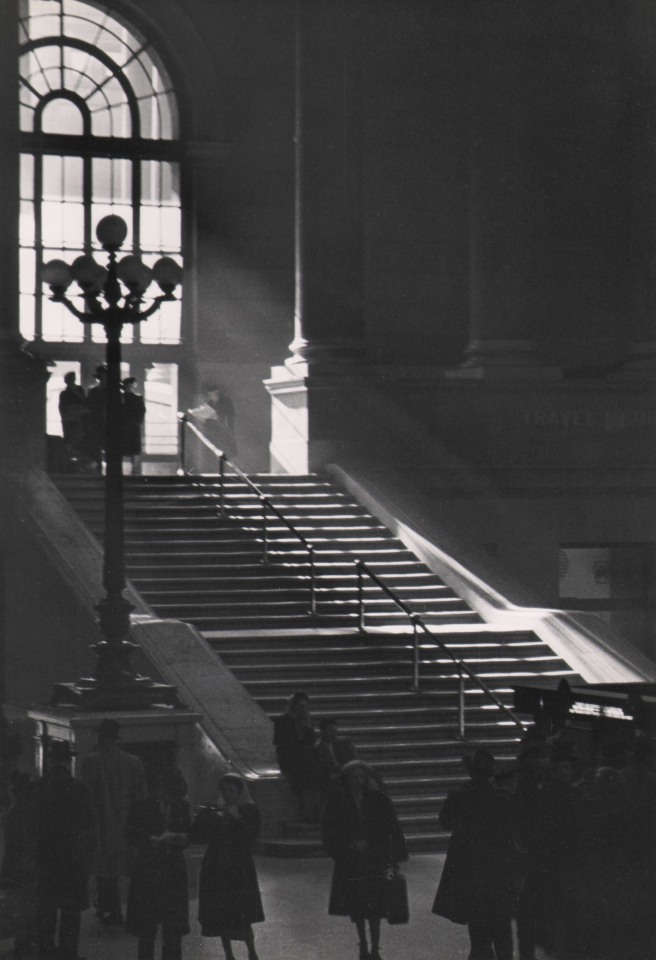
[273,712,317,787]
[432,779,519,925]
[125,797,191,937]
[323,788,407,919]
[58,385,87,448]
[191,804,264,938]
[33,766,98,911]
[122,391,146,456]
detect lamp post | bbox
[42,214,183,709]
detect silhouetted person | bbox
[79,718,146,926]
[314,717,357,806]
[34,741,97,960]
[191,773,264,960]
[433,748,518,960]
[125,765,191,960]
[58,372,86,456]
[121,376,146,475]
[323,759,408,960]
[1,771,38,958]
[83,364,107,473]
[273,691,320,822]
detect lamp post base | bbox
[51,676,183,711]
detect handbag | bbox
[384,869,409,925]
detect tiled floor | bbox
[2,854,474,960]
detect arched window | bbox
[19,0,184,455]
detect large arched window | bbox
[19,0,184,455]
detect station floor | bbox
[0,854,478,960]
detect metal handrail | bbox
[178,413,316,614]
[356,559,524,737]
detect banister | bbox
[356,559,524,734]
[178,413,317,615]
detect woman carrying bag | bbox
[322,760,408,960]
[191,773,264,960]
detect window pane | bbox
[41,98,84,135]
[144,363,178,455]
[20,294,35,341]
[140,299,181,346]
[42,155,63,200]
[19,248,36,294]
[20,155,34,199]
[63,156,83,201]
[61,202,85,247]
[42,295,84,342]
[20,201,35,247]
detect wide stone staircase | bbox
[53,473,580,851]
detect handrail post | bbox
[261,497,268,563]
[457,665,466,740]
[218,453,226,516]
[411,617,420,691]
[357,561,365,634]
[308,545,316,616]
[177,412,187,476]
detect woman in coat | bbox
[191,773,264,960]
[322,759,408,960]
[432,748,518,960]
[125,766,191,960]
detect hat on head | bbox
[96,718,121,741]
[47,740,77,763]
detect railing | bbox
[356,559,524,739]
[178,413,316,614]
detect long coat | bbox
[122,391,146,456]
[273,712,317,788]
[191,804,264,939]
[79,745,147,877]
[322,788,407,919]
[125,797,191,937]
[33,767,98,911]
[432,779,519,925]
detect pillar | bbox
[0,0,49,469]
[450,38,559,379]
[265,0,365,471]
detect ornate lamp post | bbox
[42,214,183,709]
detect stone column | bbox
[288,0,364,369]
[0,0,49,469]
[266,0,365,471]
[450,39,559,379]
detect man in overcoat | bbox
[34,740,98,960]
[79,718,146,925]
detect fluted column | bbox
[287,0,364,370]
[451,40,558,379]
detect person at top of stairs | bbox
[273,692,321,824]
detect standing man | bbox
[83,364,107,474]
[79,719,146,926]
[58,371,86,456]
[34,740,97,960]
[273,692,321,823]
[121,377,146,475]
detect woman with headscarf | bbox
[191,773,264,960]
[322,759,408,960]
[124,765,191,960]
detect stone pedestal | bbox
[28,707,204,805]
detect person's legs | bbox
[491,919,514,960]
[220,935,236,960]
[354,918,369,958]
[57,909,82,959]
[137,922,157,960]
[368,917,381,959]
[244,924,259,960]
[161,926,182,960]
[467,921,495,960]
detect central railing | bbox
[178,414,316,615]
[355,559,524,738]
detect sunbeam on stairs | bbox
[53,472,580,852]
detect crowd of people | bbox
[1,698,654,960]
[58,365,146,474]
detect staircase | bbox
[53,473,580,851]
